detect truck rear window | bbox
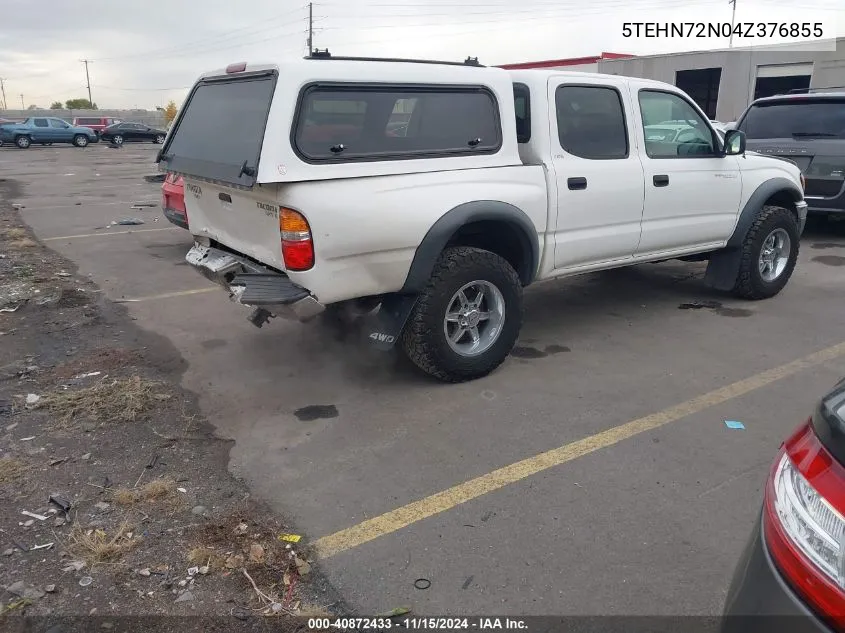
[738,99,845,140]
[293,84,501,162]
[160,72,277,186]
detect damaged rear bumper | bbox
[185,242,324,322]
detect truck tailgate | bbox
[183,180,285,271]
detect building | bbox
[499,52,634,73]
[503,38,845,123]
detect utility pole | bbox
[728,0,737,48]
[20,94,24,109]
[307,2,313,56]
[81,59,93,106]
[0,78,7,110]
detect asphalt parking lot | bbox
[5,142,845,616]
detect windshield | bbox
[160,71,277,187]
[738,99,845,140]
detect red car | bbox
[72,116,120,135]
[161,173,188,229]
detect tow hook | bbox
[247,307,274,328]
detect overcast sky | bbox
[0,0,841,110]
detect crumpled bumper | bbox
[185,242,324,322]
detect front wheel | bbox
[401,246,523,382]
[732,205,799,300]
[73,134,89,147]
[15,135,31,149]
[112,135,124,146]
[154,134,165,144]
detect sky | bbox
[0,0,842,110]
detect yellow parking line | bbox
[313,340,845,559]
[116,288,218,303]
[43,227,177,241]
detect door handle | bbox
[653,174,670,187]
[567,177,587,190]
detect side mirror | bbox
[724,129,746,156]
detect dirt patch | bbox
[0,178,346,628]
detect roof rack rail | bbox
[786,86,845,94]
[305,49,484,67]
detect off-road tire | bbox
[732,205,799,300]
[15,135,31,149]
[73,134,89,148]
[401,246,523,382]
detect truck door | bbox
[49,118,73,142]
[549,77,645,270]
[633,88,742,256]
[30,118,50,142]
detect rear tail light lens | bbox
[280,208,314,271]
[764,420,845,624]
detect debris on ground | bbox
[377,606,412,618]
[0,185,343,624]
[724,420,746,430]
[143,174,166,183]
[25,393,41,406]
[115,218,144,226]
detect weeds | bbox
[0,457,27,483]
[38,376,167,424]
[67,519,136,564]
[112,478,179,506]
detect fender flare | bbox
[704,177,803,291]
[400,200,540,293]
[726,177,803,248]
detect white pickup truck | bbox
[158,53,807,382]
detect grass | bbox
[1,228,28,240]
[67,519,136,564]
[0,457,27,484]
[9,238,37,249]
[112,478,179,506]
[187,546,228,571]
[38,376,167,424]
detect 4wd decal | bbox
[256,201,279,218]
[186,183,202,199]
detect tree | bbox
[50,101,63,109]
[65,98,97,110]
[27,104,38,110]
[163,100,178,124]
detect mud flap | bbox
[704,249,741,292]
[362,294,418,351]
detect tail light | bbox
[280,208,314,271]
[764,420,845,627]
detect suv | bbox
[158,55,808,382]
[72,116,120,135]
[732,90,845,218]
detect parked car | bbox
[100,122,167,145]
[161,172,188,229]
[0,117,99,148]
[722,378,845,632]
[733,90,845,218]
[157,57,807,382]
[72,116,120,135]
[644,122,713,145]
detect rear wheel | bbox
[732,205,799,299]
[401,246,523,382]
[15,135,31,149]
[73,134,89,147]
[154,134,165,144]
[112,135,124,146]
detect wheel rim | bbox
[18,137,29,148]
[443,280,506,357]
[78,136,87,146]
[114,136,123,144]
[758,227,791,282]
[156,135,164,143]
